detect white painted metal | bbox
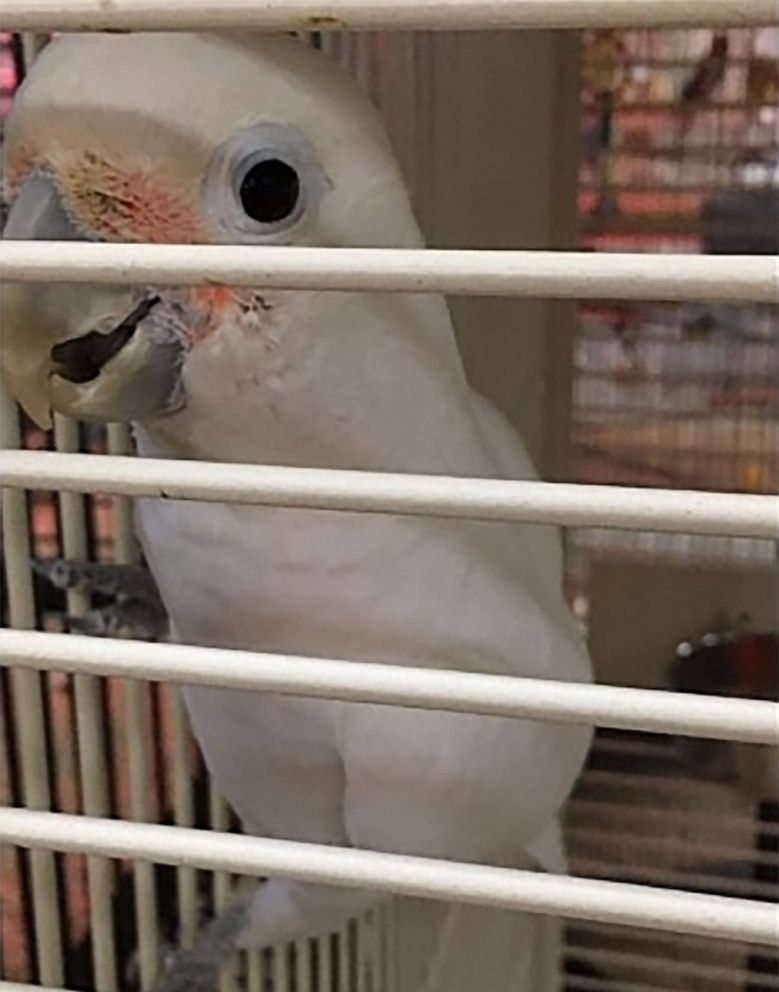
[3,451,777,539]
[105,424,137,561]
[318,932,334,992]
[0,0,775,31]
[1,34,65,988]
[51,416,118,992]
[274,942,291,990]
[295,937,312,992]
[2,629,777,744]
[209,788,240,992]
[1,810,777,947]
[2,242,776,302]
[246,951,262,992]
[0,393,65,988]
[0,986,64,992]
[103,421,161,992]
[334,931,349,992]
[168,691,200,948]
[123,676,160,987]
[362,910,383,991]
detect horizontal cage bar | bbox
[2,629,777,743]
[0,987,64,992]
[1,810,776,946]
[2,243,777,303]
[3,451,777,539]
[0,0,776,31]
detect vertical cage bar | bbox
[209,788,239,991]
[368,909,383,991]
[123,681,160,987]
[295,938,312,992]
[317,935,333,992]
[106,423,161,986]
[355,919,366,992]
[337,926,350,992]
[209,789,233,908]
[246,950,262,992]
[1,393,65,987]
[379,902,396,992]
[169,692,199,949]
[356,911,381,992]
[273,943,290,992]
[52,415,118,992]
[105,424,137,562]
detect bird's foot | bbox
[32,557,169,640]
[150,895,254,992]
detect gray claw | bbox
[123,941,180,990]
[32,557,169,641]
[151,895,253,992]
[69,600,168,640]
[31,557,163,604]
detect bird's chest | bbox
[135,494,447,661]
[134,496,448,837]
[135,497,365,836]
[182,683,348,842]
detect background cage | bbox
[1,5,777,992]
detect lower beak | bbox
[1,171,185,427]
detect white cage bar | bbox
[0,396,66,988]
[168,690,201,951]
[104,424,161,990]
[1,810,777,947]
[0,987,64,992]
[1,242,777,303]
[2,629,778,745]
[0,0,776,31]
[51,415,119,992]
[3,451,777,538]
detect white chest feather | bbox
[131,291,591,857]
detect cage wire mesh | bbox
[563,24,778,992]
[1,23,778,992]
[572,25,778,567]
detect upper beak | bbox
[1,171,185,427]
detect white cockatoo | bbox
[2,32,592,991]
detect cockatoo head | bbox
[2,32,422,428]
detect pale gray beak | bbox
[1,171,185,427]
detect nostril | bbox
[50,295,161,384]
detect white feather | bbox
[6,32,592,989]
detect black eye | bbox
[238,159,301,224]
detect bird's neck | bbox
[134,291,481,475]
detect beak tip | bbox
[2,370,53,431]
[28,405,53,431]
[18,397,53,431]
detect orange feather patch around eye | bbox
[54,152,206,244]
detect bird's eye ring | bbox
[202,123,329,243]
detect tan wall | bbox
[335,31,582,479]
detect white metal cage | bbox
[0,4,777,992]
